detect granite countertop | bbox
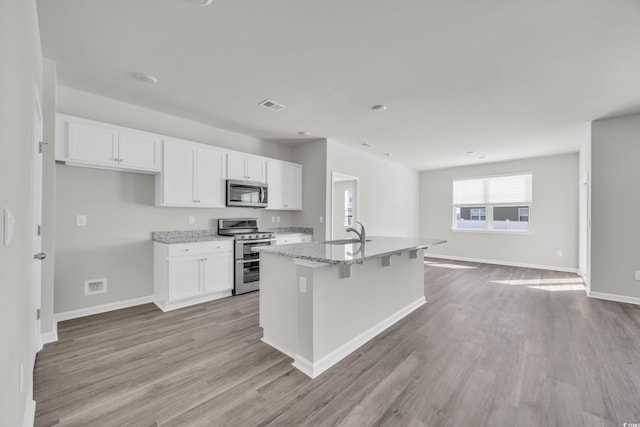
[151,230,233,244]
[267,227,313,235]
[255,236,446,265]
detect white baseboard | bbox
[55,295,154,322]
[587,291,640,306]
[261,337,296,360]
[425,254,579,274]
[40,328,58,346]
[292,297,426,379]
[153,290,232,312]
[23,388,35,427]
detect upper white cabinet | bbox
[56,114,161,173]
[155,138,226,208]
[267,160,303,210]
[227,152,266,183]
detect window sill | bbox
[450,228,534,235]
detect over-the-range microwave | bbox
[226,179,268,208]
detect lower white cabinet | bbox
[154,240,233,312]
[275,233,312,245]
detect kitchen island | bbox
[255,236,446,378]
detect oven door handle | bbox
[236,259,260,264]
[240,238,276,244]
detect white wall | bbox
[419,153,579,270]
[591,113,640,301]
[292,139,327,239]
[325,140,420,239]
[53,87,297,314]
[0,0,42,425]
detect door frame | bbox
[31,82,44,361]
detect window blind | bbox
[453,173,532,204]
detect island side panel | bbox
[259,253,299,358]
[311,250,425,365]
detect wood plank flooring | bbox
[34,259,640,426]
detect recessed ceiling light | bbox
[298,131,311,136]
[361,143,374,148]
[134,73,158,84]
[467,151,476,155]
[371,105,388,112]
[383,153,391,157]
[192,0,213,5]
[479,155,486,159]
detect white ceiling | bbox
[37,0,640,171]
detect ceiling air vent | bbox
[259,99,286,112]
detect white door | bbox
[67,120,118,166]
[266,160,283,209]
[195,146,225,207]
[246,157,266,182]
[203,253,233,294]
[579,173,590,288]
[227,152,248,180]
[282,163,302,209]
[118,131,161,171]
[168,257,203,301]
[31,86,44,358]
[162,140,196,205]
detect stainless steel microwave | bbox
[226,180,268,208]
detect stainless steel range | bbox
[217,218,275,295]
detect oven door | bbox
[234,238,274,295]
[226,180,268,208]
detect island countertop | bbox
[254,236,446,265]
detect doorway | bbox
[330,172,359,240]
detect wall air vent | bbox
[84,278,107,296]
[259,99,286,112]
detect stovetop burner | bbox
[217,218,275,240]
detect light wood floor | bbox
[35,259,640,426]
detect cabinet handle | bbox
[184,248,189,252]
[113,158,119,162]
[119,158,123,162]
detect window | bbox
[453,173,532,232]
[344,189,353,226]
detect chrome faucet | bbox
[346,221,366,245]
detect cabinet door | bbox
[266,160,283,209]
[168,257,203,301]
[226,153,247,180]
[203,252,233,294]
[246,156,266,183]
[67,120,118,166]
[162,140,196,205]
[282,163,302,209]
[195,146,226,207]
[118,131,161,171]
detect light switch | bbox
[188,216,195,225]
[319,216,324,224]
[276,216,281,223]
[75,215,87,227]
[299,277,307,293]
[3,208,14,245]
[635,271,640,281]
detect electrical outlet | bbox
[271,216,275,223]
[299,277,307,293]
[556,250,563,257]
[75,214,87,227]
[188,216,195,225]
[635,271,640,281]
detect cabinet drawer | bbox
[168,240,232,257]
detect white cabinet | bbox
[227,152,266,182]
[275,233,312,245]
[267,160,303,210]
[57,114,161,173]
[154,240,233,312]
[155,138,226,208]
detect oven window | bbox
[241,261,260,283]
